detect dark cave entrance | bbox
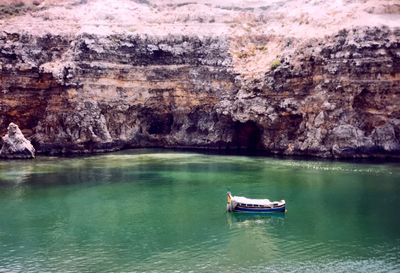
[148,113,174,135]
[232,121,263,151]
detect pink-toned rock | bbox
[0,123,35,159]
[0,1,399,159]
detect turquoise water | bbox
[0,150,399,272]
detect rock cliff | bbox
[225,28,400,158]
[0,0,399,158]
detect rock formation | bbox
[0,0,399,158]
[0,123,35,159]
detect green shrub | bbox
[270,59,281,70]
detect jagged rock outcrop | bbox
[222,27,400,158]
[0,123,35,159]
[0,32,238,154]
[0,1,399,159]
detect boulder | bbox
[371,124,400,152]
[0,123,35,159]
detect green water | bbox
[0,150,399,272]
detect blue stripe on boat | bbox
[234,206,286,213]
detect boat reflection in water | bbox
[227,211,286,228]
[225,210,286,263]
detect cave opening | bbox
[148,113,174,135]
[232,121,263,151]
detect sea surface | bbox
[0,150,399,272]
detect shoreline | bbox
[2,147,399,164]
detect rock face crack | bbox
[0,27,399,158]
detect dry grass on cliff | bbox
[229,34,286,80]
[0,0,69,19]
[0,1,35,19]
[0,0,399,80]
[0,0,399,36]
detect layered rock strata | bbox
[224,28,400,158]
[0,27,399,158]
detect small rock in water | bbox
[0,123,35,159]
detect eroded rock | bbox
[0,123,35,159]
[0,27,399,158]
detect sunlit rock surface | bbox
[0,123,35,159]
[0,0,399,158]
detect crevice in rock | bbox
[353,88,369,111]
[287,114,303,141]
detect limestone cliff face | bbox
[0,32,237,154]
[224,28,400,158]
[0,27,399,158]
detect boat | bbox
[226,192,286,213]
